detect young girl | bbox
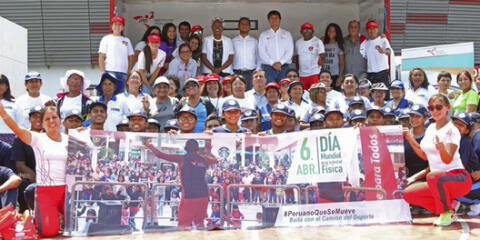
[322,23,345,91]
[133,26,161,63]
[136,35,166,95]
[98,16,134,93]
[160,23,178,74]
[201,73,223,114]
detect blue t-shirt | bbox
[193,102,208,133]
[258,104,273,131]
[459,135,480,173]
[0,141,12,170]
[404,133,429,177]
[11,137,35,173]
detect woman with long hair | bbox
[136,34,166,95]
[201,73,223,114]
[453,70,479,113]
[133,26,161,63]
[322,23,345,91]
[405,67,436,107]
[174,34,202,66]
[403,94,472,226]
[0,74,21,133]
[0,104,67,237]
[159,23,178,74]
[166,44,198,89]
[116,70,152,113]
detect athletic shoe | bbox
[433,211,455,226]
[467,204,480,217]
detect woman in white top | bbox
[56,70,92,121]
[0,74,22,133]
[133,26,161,64]
[136,34,166,95]
[0,104,68,237]
[116,70,152,113]
[403,94,472,226]
[166,44,198,90]
[220,75,254,115]
[405,68,437,107]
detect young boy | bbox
[360,20,391,87]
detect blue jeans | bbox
[261,64,290,83]
[105,71,127,93]
[0,188,18,208]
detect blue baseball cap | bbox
[349,96,364,107]
[271,103,290,116]
[371,82,388,91]
[287,106,296,118]
[241,109,257,121]
[366,106,384,116]
[409,104,428,117]
[25,71,42,81]
[382,107,395,117]
[147,118,161,127]
[222,99,241,112]
[64,109,83,121]
[177,105,197,118]
[309,113,324,123]
[452,112,471,126]
[309,106,326,116]
[397,109,410,119]
[468,112,480,124]
[28,105,44,116]
[325,106,344,118]
[349,109,366,121]
[358,79,372,89]
[96,72,123,96]
[390,80,404,89]
[287,81,304,94]
[127,108,148,119]
[164,119,179,130]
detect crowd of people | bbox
[0,9,479,236]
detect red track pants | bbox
[178,197,209,229]
[300,74,319,90]
[35,185,66,237]
[404,169,472,215]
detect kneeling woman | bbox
[403,94,472,226]
[0,103,67,237]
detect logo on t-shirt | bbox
[308,46,314,51]
[122,41,128,46]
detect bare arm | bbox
[220,55,234,72]
[0,102,31,145]
[0,174,21,192]
[98,53,106,73]
[435,136,457,164]
[406,167,430,186]
[201,53,215,71]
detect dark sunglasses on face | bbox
[427,104,443,112]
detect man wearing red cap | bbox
[295,22,325,90]
[233,17,259,90]
[259,10,294,83]
[360,20,392,87]
[98,16,134,93]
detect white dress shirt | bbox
[201,35,235,74]
[258,28,294,66]
[232,35,259,70]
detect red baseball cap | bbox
[278,78,291,85]
[301,23,314,30]
[206,73,220,82]
[191,25,204,33]
[222,76,234,84]
[147,35,161,43]
[111,16,125,25]
[366,21,379,29]
[195,75,207,83]
[265,82,280,90]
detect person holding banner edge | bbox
[0,102,67,237]
[403,94,472,226]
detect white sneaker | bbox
[467,204,480,216]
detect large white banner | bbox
[275,200,411,227]
[287,128,357,184]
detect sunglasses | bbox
[194,30,203,35]
[427,104,443,112]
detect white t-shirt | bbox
[98,34,134,73]
[360,36,391,73]
[115,92,152,113]
[420,121,464,172]
[296,36,325,77]
[16,93,52,129]
[405,84,437,107]
[91,96,130,131]
[134,41,147,51]
[60,95,82,120]
[0,99,22,134]
[135,50,166,76]
[30,131,68,186]
[326,89,344,108]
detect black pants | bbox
[18,178,33,213]
[367,69,390,86]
